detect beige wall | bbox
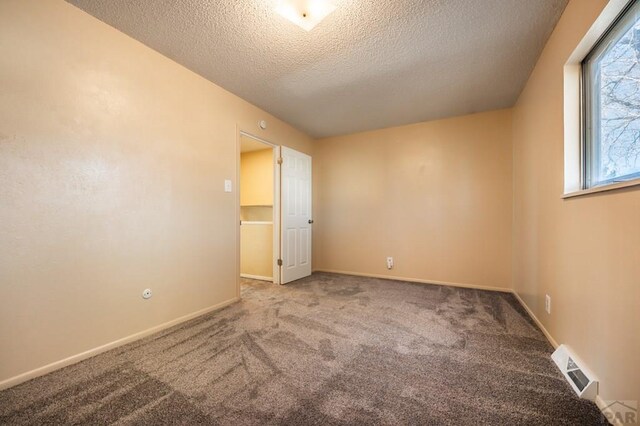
[313,109,513,290]
[0,0,312,386]
[512,0,640,403]
[240,149,274,206]
[241,225,274,278]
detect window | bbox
[583,0,640,188]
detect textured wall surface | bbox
[0,0,311,385]
[313,109,513,290]
[512,0,640,404]
[240,149,274,207]
[66,0,567,138]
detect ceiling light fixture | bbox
[275,0,337,31]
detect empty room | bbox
[1,0,639,424]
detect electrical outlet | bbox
[386,257,394,270]
[545,294,551,314]
[142,288,152,300]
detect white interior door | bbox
[280,146,312,284]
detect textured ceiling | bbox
[66,0,568,138]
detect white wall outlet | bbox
[224,179,232,193]
[545,294,551,314]
[386,257,394,270]
[142,288,152,300]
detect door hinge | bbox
[277,259,283,266]
[277,157,283,165]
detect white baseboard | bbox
[595,395,634,425]
[313,269,512,293]
[317,271,614,415]
[240,274,273,282]
[485,291,622,420]
[511,290,559,348]
[0,297,240,391]
[509,292,619,424]
[315,269,559,345]
[596,394,607,410]
[0,272,614,423]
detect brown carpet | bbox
[0,273,607,425]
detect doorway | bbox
[239,133,278,284]
[237,132,313,291]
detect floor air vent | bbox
[551,344,598,400]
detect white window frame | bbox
[583,0,640,188]
[563,0,640,198]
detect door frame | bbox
[236,130,281,299]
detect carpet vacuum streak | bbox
[0,273,607,425]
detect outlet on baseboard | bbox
[386,257,394,270]
[545,294,551,314]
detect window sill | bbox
[563,177,640,199]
